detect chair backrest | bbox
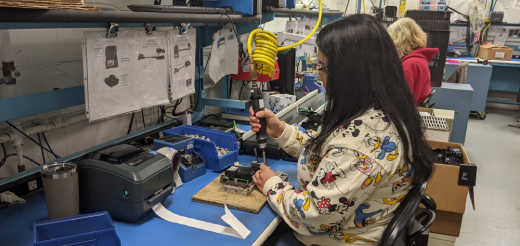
[446,62,469,84]
[378,182,428,246]
[418,90,436,108]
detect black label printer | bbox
[76,144,173,223]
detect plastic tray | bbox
[162,125,239,171]
[33,211,121,246]
[154,135,206,182]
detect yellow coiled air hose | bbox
[247,0,323,78]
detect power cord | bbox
[141,109,146,129]
[0,154,41,168]
[41,133,56,161]
[37,133,46,164]
[127,113,135,135]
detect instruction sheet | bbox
[208,23,239,83]
[83,30,171,121]
[83,30,140,121]
[285,20,296,34]
[169,28,196,101]
[135,32,170,108]
[494,27,509,46]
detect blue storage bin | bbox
[162,125,239,171]
[302,74,325,94]
[33,211,120,246]
[154,135,206,182]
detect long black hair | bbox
[307,14,433,187]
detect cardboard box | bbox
[421,140,473,237]
[418,107,453,142]
[417,208,464,238]
[428,232,457,246]
[478,43,513,61]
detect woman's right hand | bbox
[249,107,285,138]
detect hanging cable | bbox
[0,154,41,167]
[363,0,366,13]
[5,121,61,159]
[127,113,135,134]
[37,133,46,164]
[41,133,56,161]
[141,110,146,129]
[481,18,491,43]
[343,0,352,16]
[247,0,323,78]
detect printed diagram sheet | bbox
[208,23,238,83]
[83,30,170,121]
[84,30,139,122]
[285,20,296,34]
[169,28,196,101]
[135,32,170,108]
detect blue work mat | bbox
[0,155,299,246]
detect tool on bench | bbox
[249,80,268,166]
[246,0,322,167]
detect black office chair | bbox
[378,182,436,246]
[418,90,437,108]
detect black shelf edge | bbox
[262,6,343,16]
[383,20,520,27]
[0,7,261,23]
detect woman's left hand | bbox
[253,164,278,193]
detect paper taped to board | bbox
[83,30,170,121]
[208,23,239,83]
[169,28,196,101]
[152,204,250,239]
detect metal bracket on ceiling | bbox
[106,23,120,38]
[144,23,154,35]
[179,23,190,35]
[0,70,20,85]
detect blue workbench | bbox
[447,57,520,106]
[0,155,299,246]
[431,83,474,144]
[445,62,493,113]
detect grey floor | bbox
[455,107,520,246]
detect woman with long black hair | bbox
[250,14,434,246]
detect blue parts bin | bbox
[154,134,207,182]
[33,211,121,246]
[162,125,239,171]
[76,144,174,223]
[302,74,325,94]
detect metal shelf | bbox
[0,7,261,24]
[262,6,342,16]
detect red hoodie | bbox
[401,47,439,105]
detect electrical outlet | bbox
[28,180,37,191]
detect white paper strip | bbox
[152,204,251,239]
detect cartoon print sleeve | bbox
[263,147,387,237]
[273,122,317,158]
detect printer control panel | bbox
[86,144,155,166]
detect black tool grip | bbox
[251,100,268,146]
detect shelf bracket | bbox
[106,23,120,38]
[0,70,20,86]
[144,23,154,35]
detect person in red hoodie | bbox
[387,18,439,105]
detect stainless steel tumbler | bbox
[40,162,79,220]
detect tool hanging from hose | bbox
[247,0,323,165]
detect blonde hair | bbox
[387,18,427,57]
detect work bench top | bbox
[0,154,299,246]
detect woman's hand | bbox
[249,107,285,138]
[253,164,278,193]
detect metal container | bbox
[40,162,79,220]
